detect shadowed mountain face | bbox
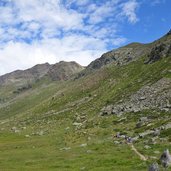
[0,61,84,86]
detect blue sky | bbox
[0,0,170,75]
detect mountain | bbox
[47,61,84,81]
[145,29,171,63]
[87,42,149,70]
[0,30,171,171]
[0,61,84,86]
[76,30,171,78]
[0,63,51,86]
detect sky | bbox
[0,0,170,75]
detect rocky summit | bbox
[0,31,171,171]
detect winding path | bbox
[129,144,148,161]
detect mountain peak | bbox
[47,61,84,81]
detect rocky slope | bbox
[100,30,171,116]
[101,77,171,116]
[87,42,150,70]
[145,30,171,63]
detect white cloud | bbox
[0,6,15,25]
[87,2,115,24]
[12,0,84,30]
[0,36,106,74]
[0,0,141,75]
[120,0,139,24]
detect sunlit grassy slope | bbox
[0,56,171,171]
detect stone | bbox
[88,137,91,141]
[160,149,171,169]
[11,127,17,131]
[139,117,148,122]
[101,105,113,115]
[136,122,143,128]
[159,126,165,130]
[148,163,160,171]
[165,123,171,129]
[159,138,168,142]
[144,145,151,149]
[80,143,87,147]
[38,130,44,136]
[139,133,145,139]
[65,127,70,130]
[153,129,160,136]
[114,141,120,145]
[73,122,83,126]
[116,132,120,138]
[14,130,20,133]
[25,135,30,138]
[139,96,146,100]
[120,135,126,139]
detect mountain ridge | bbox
[0,61,84,86]
[1,30,171,85]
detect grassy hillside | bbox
[0,56,171,170]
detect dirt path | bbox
[129,144,148,161]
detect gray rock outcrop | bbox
[100,78,171,116]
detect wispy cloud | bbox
[120,0,139,24]
[150,0,166,6]
[0,0,140,75]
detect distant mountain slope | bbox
[0,61,84,86]
[0,63,51,86]
[47,61,84,81]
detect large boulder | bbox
[160,149,171,169]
